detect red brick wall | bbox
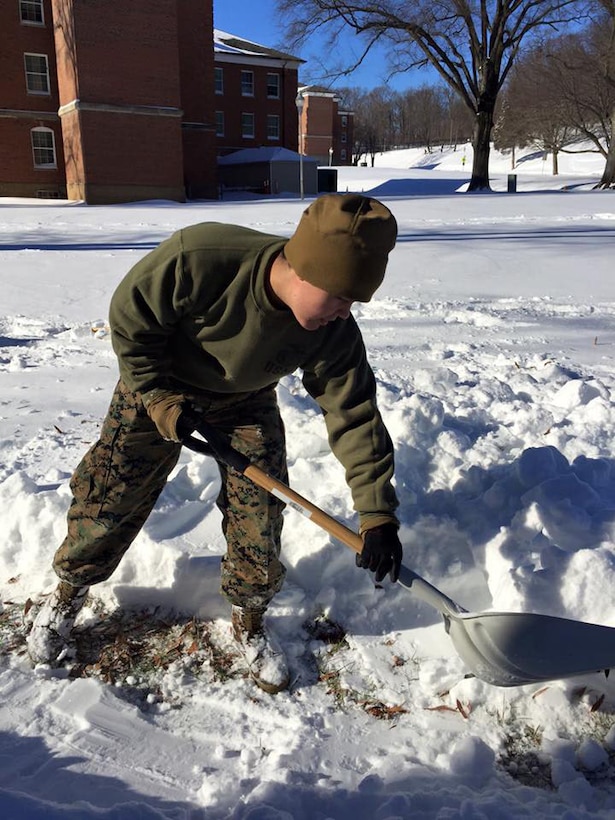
[58,111,185,202]
[0,0,58,110]
[178,0,211,121]
[59,107,85,186]
[177,0,218,198]
[301,94,353,165]
[0,117,66,196]
[215,61,299,153]
[303,96,332,161]
[51,0,187,203]
[78,113,184,185]
[2,1,279,201]
[338,112,354,163]
[281,68,300,153]
[0,0,66,194]
[52,0,182,108]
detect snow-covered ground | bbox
[2,143,615,818]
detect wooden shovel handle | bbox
[185,422,467,618]
[243,463,364,554]
[186,422,364,555]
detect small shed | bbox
[217,147,319,196]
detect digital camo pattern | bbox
[53,381,288,608]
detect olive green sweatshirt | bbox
[109,222,398,529]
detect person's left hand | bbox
[356,522,402,583]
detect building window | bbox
[341,133,347,143]
[341,115,348,127]
[20,0,44,25]
[31,127,56,168]
[215,111,224,137]
[241,71,254,97]
[241,112,255,138]
[266,73,280,99]
[24,53,50,94]
[266,115,280,140]
[215,67,223,95]
[341,149,347,161]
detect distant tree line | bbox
[336,85,473,166]
[278,0,615,190]
[337,85,472,165]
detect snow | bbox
[2,142,615,817]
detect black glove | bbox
[356,522,402,583]
[176,402,204,442]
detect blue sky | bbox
[212,0,425,91]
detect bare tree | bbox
[400,86,445,152]
[508,18,615,186]
[553,25,615,183]
[340,86,396,164]
[277,0,584,190]
[338,84,473,162]
[443,88,474,150]
[494,45,576,174]
[590,0,615,187]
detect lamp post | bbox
[295,92,304,200]
[328,145,334,166]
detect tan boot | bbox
[26,581,89,666]
[231,606,290,694]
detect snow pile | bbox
[2,151,615,817]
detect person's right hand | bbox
[145,391,201,442]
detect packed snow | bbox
[2,143,615,818]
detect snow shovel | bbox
[185,421,615,688]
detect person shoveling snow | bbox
[27,193,403,693]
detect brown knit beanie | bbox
[284,193,397,302]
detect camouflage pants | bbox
[53,380,288,609]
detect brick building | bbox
[297,86,354,166]
[1,3,351,203]
[1,0,217,203]
[0,0,65,199]
[213,30,304,158]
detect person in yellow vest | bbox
[27,193,402,694]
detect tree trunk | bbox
[595,106,615,189]
[552,149,559,176]
[468,63,501,192]
[596,148,615,188]
[468,109,492,190]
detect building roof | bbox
[218,147,318,165]
[213,29,303,64]
[299,85,338,97]
[298,85,353,113]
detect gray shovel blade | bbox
[448,611,615,687]
[397,565,615,686]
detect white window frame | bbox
[266,114,280,141]
[241,70,254,97]
[266,73,280,99]
[20,0,44,25]
[215,111,224,137]
[241,112,255,139]
[214,66,223,95]
[31,126,57,168]
[24,52,50,95]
